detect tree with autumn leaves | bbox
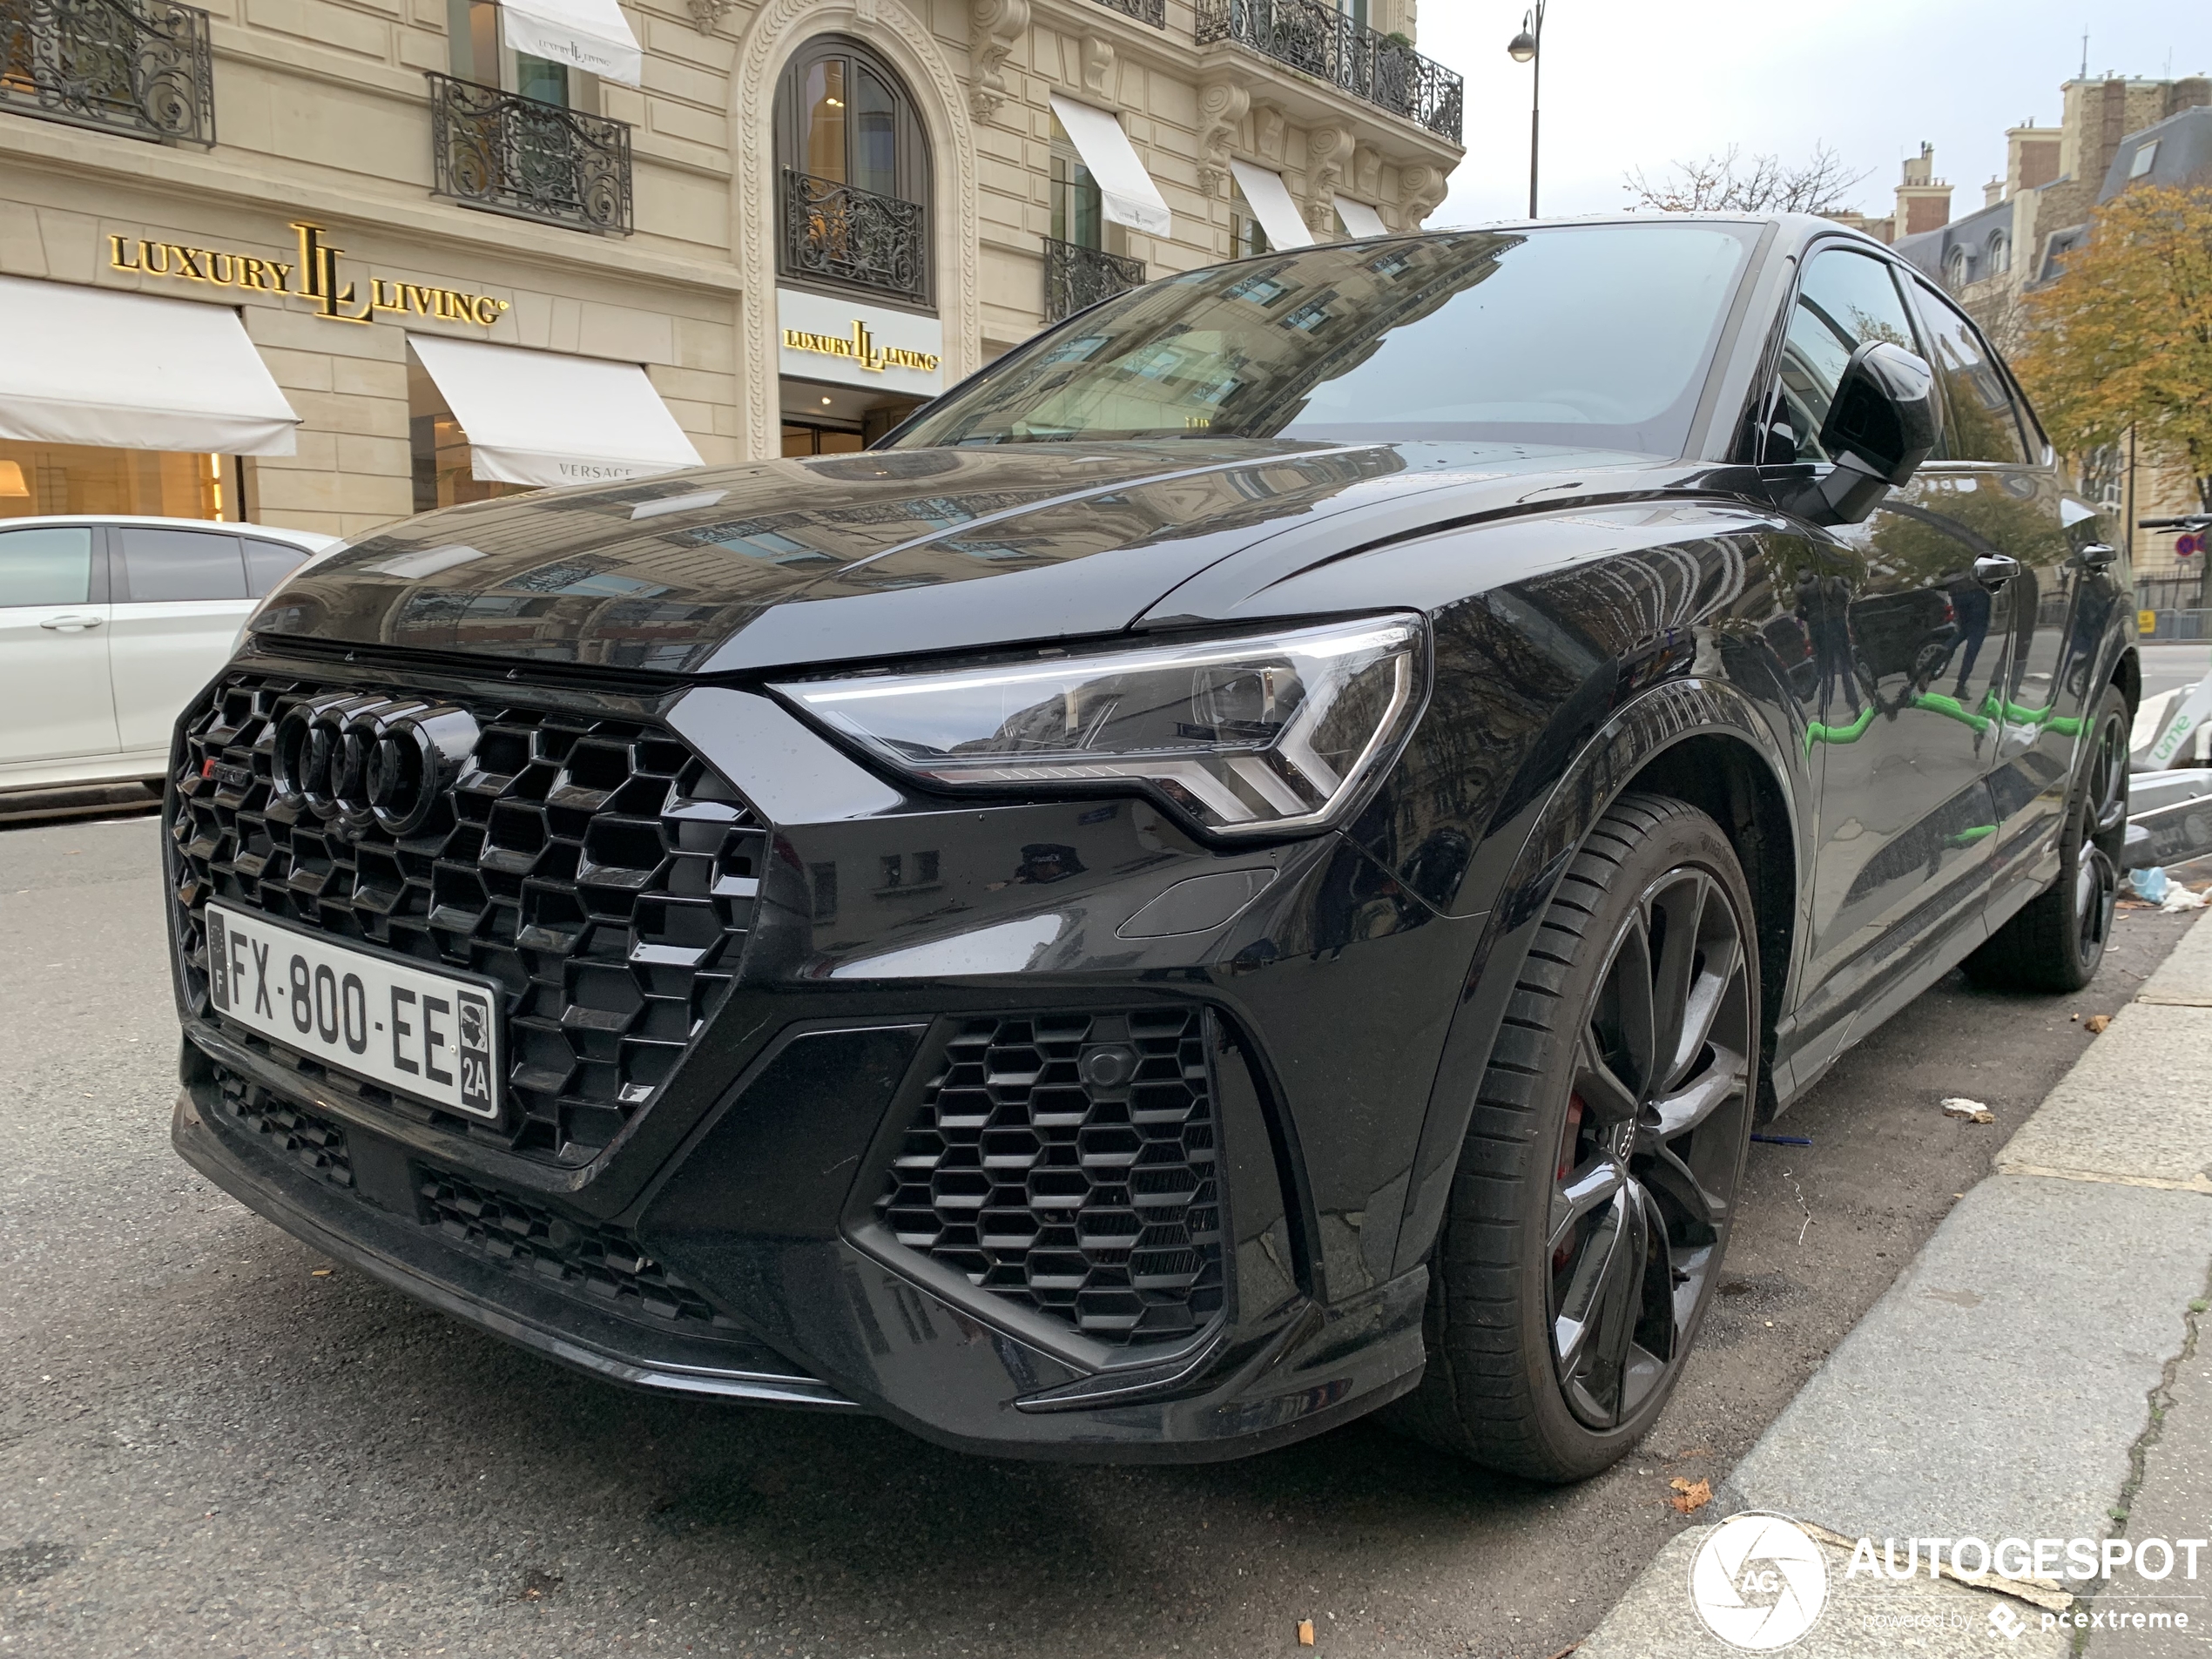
[2013,185,2212,514]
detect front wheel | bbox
[1391,793,1758,1481]
[1962,684,2128,994]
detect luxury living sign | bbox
[776,288,945,397]
[107,223,511,328]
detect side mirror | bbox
[1805,341,1938,524]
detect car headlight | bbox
[772,614,1425,838]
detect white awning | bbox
[0,276,300,456]
[1049,93,1172,238]
[1230,159,1314,250]
[499,0,642,87]
[408,334,702,490]
[1333,195,1390,239]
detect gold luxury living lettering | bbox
[783,320,941,374]
[105,224,509,328]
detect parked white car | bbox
[0,516,339,798]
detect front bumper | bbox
[177,1029,1430,1460]
[165,647,1486,1460]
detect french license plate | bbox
[204,902,502,1120]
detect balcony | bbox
[781,168,930,308]
[1044,237,1145,323]
[1085,0,1165,24]
[1194,0,1463,144]
[427,72,633,236]
[0,0,214,145]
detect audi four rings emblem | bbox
[273,695,481,835]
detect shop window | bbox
[408,352,531,512]
[781,423,867,457]
[444,0,598,112]
[0,442,227,521]
[1231,185,1271,258]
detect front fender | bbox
[1387,675,1808,1278]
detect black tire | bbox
[1962,684,2128,994]
[1391,793,1759,1482]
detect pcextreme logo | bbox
[1689,1513,1830,1649]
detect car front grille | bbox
[418,1168,721,1326]
[171,670,765,1162]
[875,1009,1224,1346]
[218,1066,355,1190]
[206,1062,723,1330]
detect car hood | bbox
[253,439,1671,675]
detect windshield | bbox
[893,222,1757,457]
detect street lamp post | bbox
[1507,3,1544,219]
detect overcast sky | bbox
[1418,2,2210,226]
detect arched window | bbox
[1944,246,1970,289]
[776,37,932,307]
[1986,231,2011,275]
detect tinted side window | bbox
[0,526,94,607]
[1777,250,1919,462]
[1909,283,2030,464]
[116,528,248,602]
[243,539,309,597]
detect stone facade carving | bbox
[968,0,1029,123]
[1353,142,1383,200]
[1194,78,1250,196]
[1305,124,1355,233]
[1080,35,1116,101]
[1394,161,1448,231]
[1252,102,1286,164]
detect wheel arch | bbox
[1389,678,1807,1278]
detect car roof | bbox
[0,514,339,550]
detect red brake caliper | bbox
[1554,1094,1586,1273]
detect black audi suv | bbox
[167,216,2134,1480]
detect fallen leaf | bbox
[310,1268,332,1278]
[1669,1477,1713,1514]
[2086,1015,2112,1035]
[1297,1618,1317,1646]
[1940,1097,1995,1124]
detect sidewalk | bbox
[1576,911,2212,1658]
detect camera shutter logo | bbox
[1689,1513,1829,1649]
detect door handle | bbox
[38,614,104,631]
[1973,555,2022,588]
[2078,543,2119,569]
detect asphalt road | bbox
[2,817,2199,1659]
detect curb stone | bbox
[1575,909,2212,1656]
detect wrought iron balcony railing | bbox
[781,168,930,307]
[1086,0,1165,25]
[1043,237,1145,323]
[0,0,213,145]
[1194,0,1463,144]
[427,72,633,236]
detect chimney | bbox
[1896,143,1952,237]
[1985,177,2005,207]
[2007,122,2061,195]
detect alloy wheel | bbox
[1550,866,1753,1430]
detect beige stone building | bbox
[0,0,1462,540]
[1865,75,2212,587]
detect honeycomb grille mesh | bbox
[217,1067,354,1191]
[170,671,764,1161]
[876,1009,1224,1345]
[417,1169,721,1326]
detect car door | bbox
[107,525,253,755]
[1901,278,2092,916]
[0,523,118,772]
[1769,245,2004,1069]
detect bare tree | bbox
[1623,143,1869,215]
